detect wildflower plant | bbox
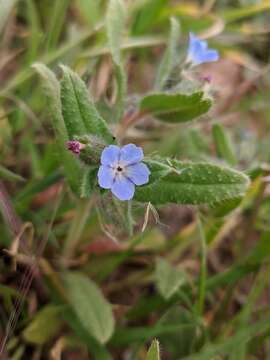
[29,0,251,355]
[2,0,268,358]
[33,2,249,210]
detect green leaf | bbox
[0,0,18,34]
[76,0,101,27]
[144,159,172,182]
[25,0,42,64]
[33,63,81,195]
[23,305,63,345]
[212,123,237,166]
[111,323,196,346]
[62,308,113,360]
[247,231,270,265]
[155,258,186,300]
[147,339,161,360]
[222,2,270,23]
[135,159,250,205]
[0,164,25,182]
[182,317,270,360]
[140,92,212,123]
[158,306,200,358]
[106,0,127,120]
[45,0,70,50]
[80,166,98,198]
[63,272,115,344]
[155,17,181,90]
[132,0,166,35]
[10,345,25,360]
[60,65,113,143]
[106,0,125,65]
[81,35,166,59]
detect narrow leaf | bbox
[212,123,237,166]
[132,0,166,35]
[0,165,25,182]
[33,63,81,194]
[63,272,115,344]
[106,0,127,120]
[60,65,113,142]
[135,159,250,205]
[147,339,161,360]
[112,323,195,346]
[183,317,270,360]
[155,258,186,300]
[222,2,270,23]
[140,92,212,123]
[155,17,180,90]
[106,0,125,65]
[45,0,70,50]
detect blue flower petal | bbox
[126,163,150,186]
[199,39,208,51]
[187,32,219,66]
[120,144,144,165]
[199,49,219,64]
[101,145,120,166]
[188,33,202,59]
[111,176,135,201]
[98,165,115,189]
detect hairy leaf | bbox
[63,272,115,344]
[135,159,250,205]
[155,17,181,90]
[147,339,161,360]
[33,63,81,194]
[140,92,212,123]
[60,65,113,142]
[80,166,98,198]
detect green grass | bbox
[1,0,270,359]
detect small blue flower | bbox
[187,33,219,66]
[98,144,150,201]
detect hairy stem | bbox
[196,212,207,317]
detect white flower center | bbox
[113,161,127,178]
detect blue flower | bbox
[98,144,150,201]
[187,33,219,66]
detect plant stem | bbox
[63,198,93,259]
[127,200,134,237]
[196,212,207,317]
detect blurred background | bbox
[1,0,270,359]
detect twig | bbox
[116,110,147,140]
